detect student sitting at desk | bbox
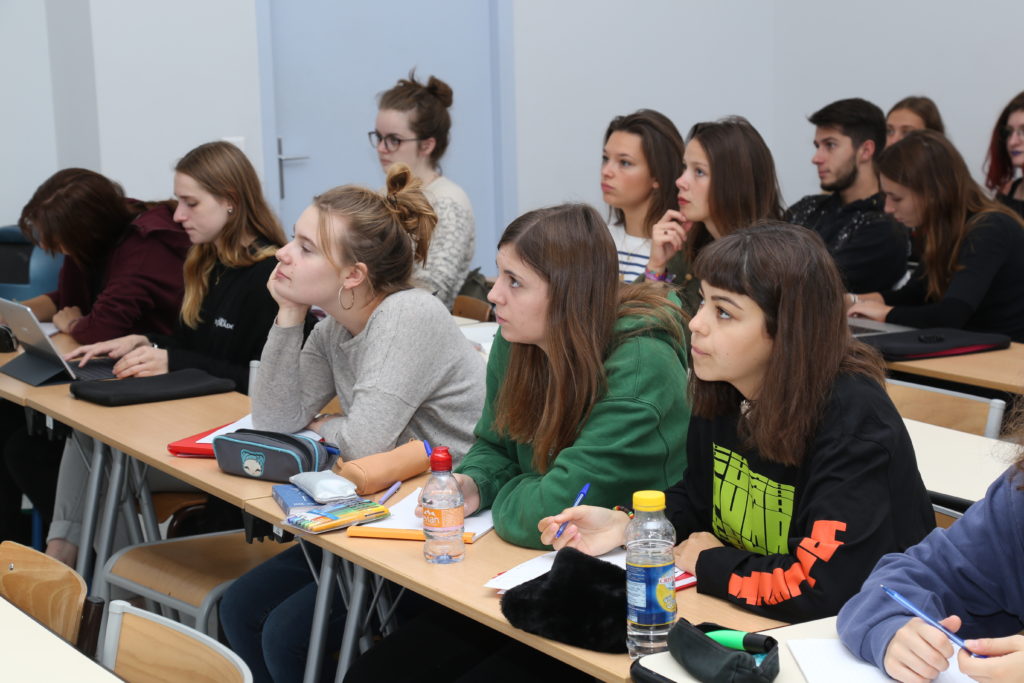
[986,90,1024,219]
[838,445,1024,681]
[847,130,1024,342]
[453,203,690,549]
[542,223,935,623]
[1,167,190,546]
[640,116,785,315]
[45,141,295,566]
[220,164,485,683]
[601,109,685,281]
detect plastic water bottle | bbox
[626,490,677,658]
[421,446,465,564]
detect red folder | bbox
[166,423,230,458]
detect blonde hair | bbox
[314,164,436,297]
[175,141,285,327]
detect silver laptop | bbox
[848,317,913,338]
[0,298,116,385]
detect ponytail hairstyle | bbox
[19,168,134,269]
[314,163,436,297]
[689,222,884,466]
[683,116,785,262]
[175,141,285,327]
[984,90,1024,192]
[378,70,454,168]
[493,203,685,473]
[878,130,1023,301]
[604,109,685,237]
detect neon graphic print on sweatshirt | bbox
[710,443,846,607]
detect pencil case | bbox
[213,428,333,482]
[632,618,779,683]
[331,440,430,495]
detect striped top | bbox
[607,223,651,281]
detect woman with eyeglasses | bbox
[369,71,475,309]
[985,90,1024,219]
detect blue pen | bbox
[423,440,433,457]
[378,480,402,505]
[881,585,986,658]
[554,483,591,540]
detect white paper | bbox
[197,413,320,444]
[485,548,695,592]
[40,322,58,337]
[362,486,494,539]
[459,323,499,356]
[788,638,971,682]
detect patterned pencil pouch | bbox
[213,428,333,482]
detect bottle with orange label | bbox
[420,446,465,564]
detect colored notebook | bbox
[346,486,494,543]
[166,423,228,458]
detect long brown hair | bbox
[313,164,435,298]
[20,168,133,268]
[984,90,1024,192]
[684,117,785,261]
[604,109,685,237]
[493,204,685,473]
[378,70,453,168]
[878,130,1024,301]
[690,222,884,466]
[175,141,285,327]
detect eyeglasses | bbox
[368,131,425,152]
[1002,126,1024,141]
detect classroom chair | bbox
[98,530,291,636]
[452,294,493,322]
[101,599,252,683]
[0,540,104,655]
[885,378,1005,439]
[0,224,63,300]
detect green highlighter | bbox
[704,629,776,654]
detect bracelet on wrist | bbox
[613,505,635,519]
[644,269,676,283]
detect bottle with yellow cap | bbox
[625,490,676,658]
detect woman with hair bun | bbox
[370,71,475,309]
[220,163,486,683]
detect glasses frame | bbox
[368,131,426,153]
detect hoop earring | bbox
[338,286,355,311]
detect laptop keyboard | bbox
[71,357,117,381]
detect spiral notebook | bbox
[346,486,494,543]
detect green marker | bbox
[704,629,776,654]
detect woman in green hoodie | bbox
[454,202,690,548]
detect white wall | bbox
[511,0,1024,214]
[1,1,59,225]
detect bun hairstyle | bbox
[314,163,436,298]
[378,70,454,166]
[175,141,285,328]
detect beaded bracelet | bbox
[613,505,635,519]
[644,269,677,284]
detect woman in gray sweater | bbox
[221,163,485,683]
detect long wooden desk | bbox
[887,342,1024,394]
[903,418,1016,502]
[1,596,119,681]
[244,484,785,683]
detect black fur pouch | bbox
[500,546,627,653]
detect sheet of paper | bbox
[40,322,58,337]
[486,548,694,592]
[459,322,499,357]
[788,638,971,682]
[197,413,320,444]
[363,486,494,538]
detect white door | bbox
[259,0,513,271]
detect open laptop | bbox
[0,298,116,385]
[848,317,913,338]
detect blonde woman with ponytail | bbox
[48,141,294,568]
[222,164,486,682]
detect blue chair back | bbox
[0,225,63,300]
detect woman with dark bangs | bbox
[985,90,1024,218]
[641,116,784,315]
[454,203,691,549]
[848,130,1024,341]
[543,223,934,623]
